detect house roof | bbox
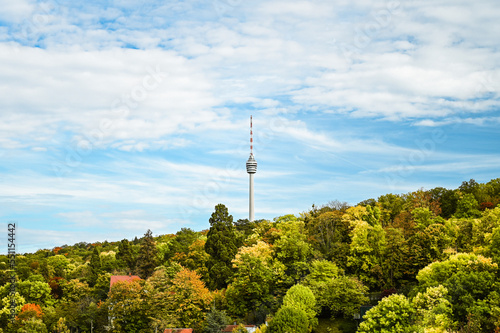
[164,329,193,333]
[222,325,256,332]
[109,275,141,289]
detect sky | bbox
[0,0,499,253]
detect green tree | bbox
[282,285,317,332]
[46,255,71,279]
[16,278,53,307]
[305,211,351,267]
[408,223,450,278]
[136,229,159,279]
[378,193,405,226]
[267,306,309,333]
[486,223,500,264]
[17,317,48,333]
[203,307,230,333]
[54,317,70,333]
[455,193,481,219]
[100,250,118,273]
[92,272,111,301]
[169,228,199,259]
[303,260,340,286]
[116,238,137,273]
[357,294,414,333]
[88,247,101,287]
[346,215,386,290]
[382,227,408,289]
[226,241,275,319]
[273,219,313,290]
[414,253,498,330]
[205,204,238,290]
[412,285,455,332]
[321,275,369,318]
[61,279,91,303]
[429,187,459,218]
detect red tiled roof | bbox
[109,275,141,288]
[164,329,193,333]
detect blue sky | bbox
[0,0,499,253]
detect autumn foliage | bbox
[16,303,43,321]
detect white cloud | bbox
[0,0,34,23]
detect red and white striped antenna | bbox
[250,115,253,156]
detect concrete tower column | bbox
[246,154,257,222]
[249,173,254,222]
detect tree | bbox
[169,268,213,329]
[16,278,53,307]
[459,179,479,197]
[107,279,152,332]
[357,294,414,333]
[408,223,450,277]
[46,255,71,279]
[226,241,276,320]
[183,239,210,282]
[412,285,455,332]
[172,228,200,255]
[88,247,101,287]
[267,306,309,333]
[148,267,213,331]
[100,250,118,273]
[282,285,317,332]
[203,307,230,333]
[273,219,313,290]
[54,317,70,333]
[116,238,136,273]
[382,227,408,289]
[429,187,459,218]
[321,275,369,319]
[93,272,111,301]
[346,216,386,290]
[0,292,26,323]
[305,211,351,267]
[16,317,48,333]
[205,204,238,290]
[414,253,498,330]
[455,193,481,219]
[303,260,340,286]
[378,193,405,226]
[136,229,159,279]
[16,303,43,323]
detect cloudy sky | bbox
[1,0,499,253]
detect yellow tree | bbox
[149,267,213,331]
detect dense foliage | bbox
[1,178,500,332]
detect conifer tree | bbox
[205,204,237,290]
[136,229,159,279]
[116,238,136,273]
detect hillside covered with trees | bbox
[2,178,500,332]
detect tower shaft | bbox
[249,173,254,222]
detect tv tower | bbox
[246,115,257,222]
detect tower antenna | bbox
[250,115,253,156]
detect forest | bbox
[2,178,500,333]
